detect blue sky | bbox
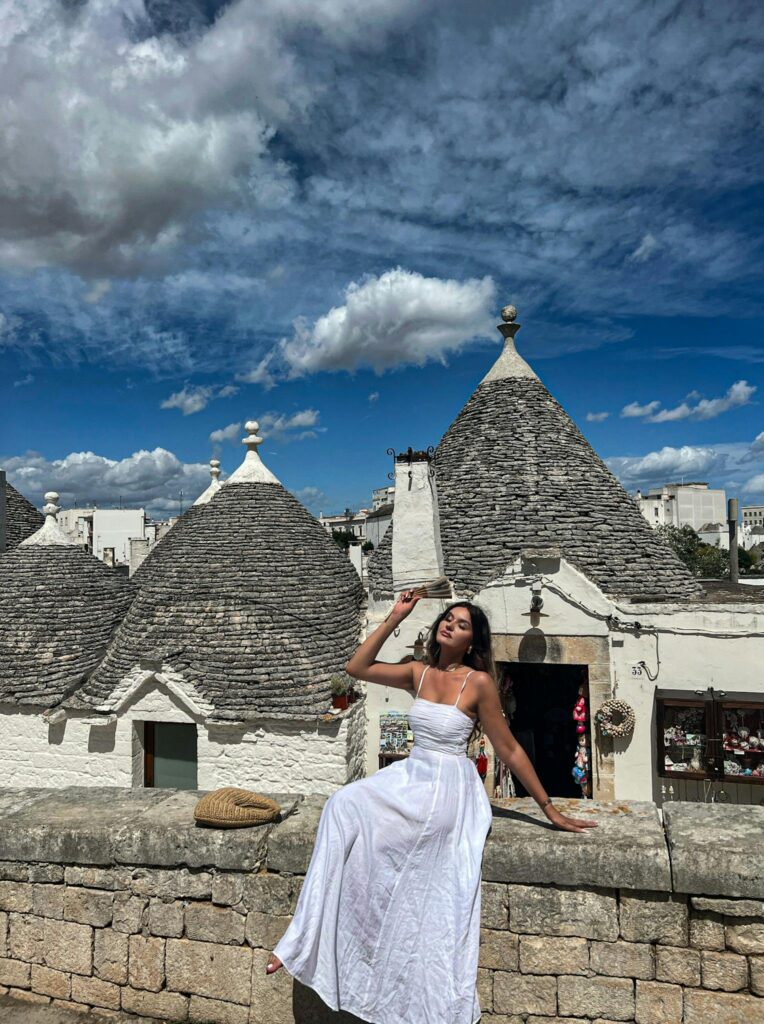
[1,0,762,517]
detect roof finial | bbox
[480,303,537,384]
[193,459,224,506]
[21,490,77,546]
[224,418,280,486]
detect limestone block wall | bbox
[0,790,761,1023]
[0,692,366,795]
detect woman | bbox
[266,591,597,1022]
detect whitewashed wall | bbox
[0,678,367,796]
[365,558,764,804]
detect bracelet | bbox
[539,798,553,810]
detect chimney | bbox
[391,447,444,592]
[103,546,116,568]
[0,470,6,553]
[728,497,739,584]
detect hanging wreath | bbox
[595,699,636,738]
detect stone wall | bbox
[0,789,762,1023]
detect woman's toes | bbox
[266,954,283,975]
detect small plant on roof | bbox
[330,674,350,695]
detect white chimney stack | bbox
[391,448,444,592]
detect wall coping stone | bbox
[0,789,761,899]
[664,802,764,898]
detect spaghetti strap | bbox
[454,670,474,708]
[416,664,429,696]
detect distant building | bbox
[743,504,764,528]
[698,522,729,550]
[318,508,368,542]
[365,502,393,550]
[372,485,395,510]
[636,482,727,532]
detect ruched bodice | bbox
[407,697,476,756]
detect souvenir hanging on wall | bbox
[571,686,591,795]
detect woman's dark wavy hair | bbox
[424,601,497,746]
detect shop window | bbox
[656,688,764,789]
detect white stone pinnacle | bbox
[193,459,224,506]
[480,305,539,384]
[21,490,78,547]
[225,420,280,485]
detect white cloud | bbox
[3,447,210,518]
[161,382,239,415]
[258,409,323,442]
[292,485,330,513]
[606,445,728,487]
[628,233,658,263]
[368,391,380,403]
[620,381,756,424]
[743,474,764,495]
[274,268,495,376]
[622,400,661,419]
[586,411,609,422]
[13,373,33,388]
[0,0,418,277]
[209,422,242,444]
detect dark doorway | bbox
[498,663,590,799]
[144,722,198,789]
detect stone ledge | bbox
[484,799,670,891]
[0,790,762,899]
[664,803,764,899]
[0,789,300,872]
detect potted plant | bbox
[330,674,350,710]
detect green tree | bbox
[331,529,356,550]
[737,546,753,572]
[362,540,374,553]
[656,523,731,579]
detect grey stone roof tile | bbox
[4,482,44,549]
[435,377,704,600]
[0,545,136,707]
[80,482,364,718]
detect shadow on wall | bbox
[88,721,116,754]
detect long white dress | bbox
[272,667,494,1024]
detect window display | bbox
[656,688,764,787]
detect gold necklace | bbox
[443,662,463,673]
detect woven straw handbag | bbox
[193,787,282,828]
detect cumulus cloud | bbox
[620,382,756,424]
[268,268,496,377]
[622,400,661,419]
[258,409,323,442]
[3,447,210,518]
[209,422,242,444]
[586,411,609,423]
[161,382,238,415]
[368,392,380,403]
[0,0,419,277]
[606,445,729,488]
[292,485,330,514]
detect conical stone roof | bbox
[0,493,135,707]
[435,310,703,600]
[80,422,364,719]
[4,480,44,549]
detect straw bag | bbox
[193,787,282,828]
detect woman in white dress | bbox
[266,592,598,1022]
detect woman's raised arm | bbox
[345,590,422,690]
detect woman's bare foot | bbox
[266,953,283,975]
